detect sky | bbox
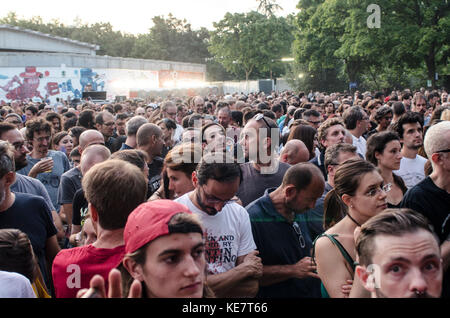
[3,0,299,35]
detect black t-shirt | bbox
[72,188,88,226]
[0,192,57,288]
[400,176,450,298]
[147,157,164,198]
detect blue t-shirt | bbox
[246,188,321,298]
[17,150,70,212]
[0,193,57,288]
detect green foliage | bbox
[208,11,294,81]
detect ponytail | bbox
[323,188,347,230]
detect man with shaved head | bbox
[246,163,325,298]
[70,144,111,236]
[58,129,105,237]
[280,140,310,165]
[136,123,165,198]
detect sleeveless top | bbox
[312,233,356,298]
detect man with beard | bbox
[175,152,263,297]
[246,163,325,298]
[0,141,60,293]
[17,118,70,212]
[94,111,117,153]
[392,112,427,188]
[355,209,443,298]
[0,123,64,239]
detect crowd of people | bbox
[0,88,448,299]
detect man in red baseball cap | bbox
[78,200,214,298]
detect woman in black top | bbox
[366,131,407,208]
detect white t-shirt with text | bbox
[175,192,256,275]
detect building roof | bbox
[0,24,99,54]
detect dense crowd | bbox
[0,88,448,298]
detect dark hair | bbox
[374,106,393,122]
[78,109,95,129]
[343,106,365,130]
[25,118,52,141]
[231,111,243,127]
[116,113,129,121]
[366,131,400,166]
[201,123,225,143]
[293,108,306,120]
[45,112,62,124]
[188,114,203,128]
[392,102,406,116]
[63,117,78,131]
[196,153,241,186]
[303,109,321,119]
[323,160,376,230]
[391,111,423,139]
[51,131,69,149]
[158,118,177,131]
[0,229,37,283]
[0,122,17,139]
[271,104,282,114]
[0,141,15,178]
[356,209,439,266]
[257,103,269,110]
[287,124,317,161]
[25,105,38,115]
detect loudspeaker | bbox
[82,91,106,100]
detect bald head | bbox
[79,129,105,152]
[136,123,162,147]
[80,144,111,175]
[280,140,310,165]
[282,162,325,191]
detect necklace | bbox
[347,213,361,227]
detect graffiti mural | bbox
[0,66,202,104]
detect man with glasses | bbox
[0,123,64,241]
[17,118,70,213]
[162,101,183,143]
[401,120,450,298]
[94,111,116,153]
[237,114,290,207]
[175,152,263,298]
[343,106,370,158]
[246,163,325,298]
[303,109,322,130]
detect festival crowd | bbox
[0,88,448,298]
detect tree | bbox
[208,11,294,82]
[256,0,283,17]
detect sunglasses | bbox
[253,113,271,129]
[292,222,306,249]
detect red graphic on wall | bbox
[45,82,60,96]
[0,66,49,101]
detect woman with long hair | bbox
[313,160,389,298]
[366,131,407,208]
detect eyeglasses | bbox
[308,120,321,125]
[415,103,426,107]
[103,122,115,126]
[12,141,26,150]
[34,135,51,143]
[201,186,237,206]
[292,222,306,249]
[365,183,391,197]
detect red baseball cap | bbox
[124,200,193,254]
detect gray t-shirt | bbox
[11,173,56,211]
[237,161,291,207]
[17,150,70,212]
[57,167,82,205]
